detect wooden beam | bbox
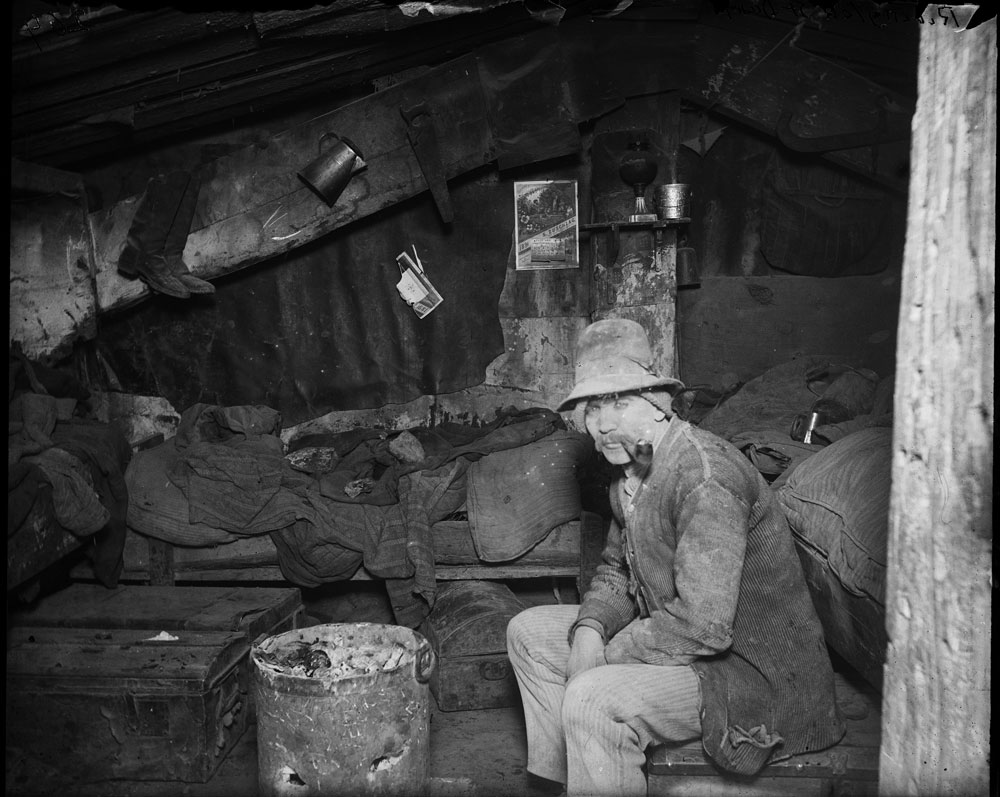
[13,26,274,133]
[87,30,621,314]
[15,0,535,134]
[11,3,567,167]
[879,15,994,797]
[252,0,527,38]
[89,53,492,313]
[12,10,253,87]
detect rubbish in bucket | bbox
[252,623,435,797]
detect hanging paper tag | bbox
[395,249,443,319]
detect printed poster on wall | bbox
[514,180,579,270]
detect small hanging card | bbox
[395,248,443,319]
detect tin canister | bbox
[654,183,690,220]
[790,411,827,444]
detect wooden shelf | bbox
[580,218,690,233]
[581,218,690,265]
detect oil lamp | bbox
[619,139,659,222]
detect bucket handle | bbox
[413,634,436,684]
[317,131,342,154]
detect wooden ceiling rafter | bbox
[11,0,635,168]
[12,9,254,86]
[14,27,280,134]
[10,0,913,176]
[697,2,919,98]
[250,0,530,39]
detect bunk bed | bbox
[14,358,891,688]
[73,403,605,628]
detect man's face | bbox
[583,393,662,465]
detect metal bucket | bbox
[252,623,436,797]
[654,183,690,220]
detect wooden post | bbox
[880,14,994,797]
[590,94,681,378]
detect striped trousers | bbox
[506,605,703,797]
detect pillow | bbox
[776,427,891,603]
[466,430,592,562]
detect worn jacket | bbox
[574,416,845,775]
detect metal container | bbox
[790,411,827,444]
[297,133,366,206]
[420,580,525,711]
[252,623,435,797]
[7,626,249,785]
[654,183,690,220]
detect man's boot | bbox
[117,172,192,298]
[163,170,215,295]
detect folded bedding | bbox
[125,402,589,627]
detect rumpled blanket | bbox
[9,393,131,588]
[698,356,880,485]
[139,403,566,626]
[272,458,471,627]
[51,419,132,586]
[22,447,109,534]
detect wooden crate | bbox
[647,670,880,797]
[6,626,251,789]
[420,580,526,712]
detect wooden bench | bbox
[646,669,880,796]
[72,511,607,600]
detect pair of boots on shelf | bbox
[117,170,215,298]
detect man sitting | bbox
[507,319,845,796]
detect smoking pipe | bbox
[634,439,653,469]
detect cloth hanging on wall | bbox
[759,152,903,277]
[95,174,508,426]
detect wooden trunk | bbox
[420,580,526,712]
[6,627,250,789]
[647,671,880,797]
[8,584,304,644]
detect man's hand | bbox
[566,626,606,682]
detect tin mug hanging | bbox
[297,132,367,206]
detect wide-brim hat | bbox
[557,319,685,412]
